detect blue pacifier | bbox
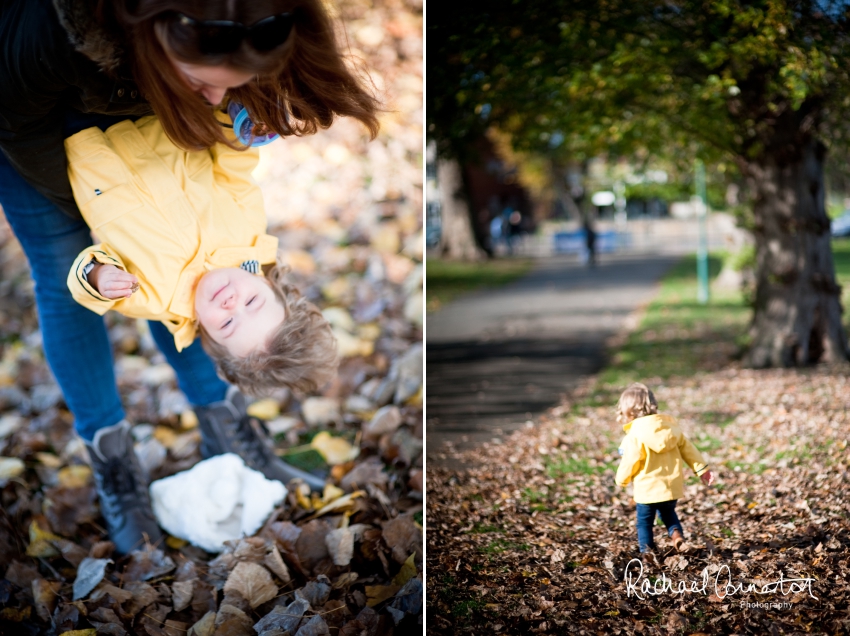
[227,102,279,147]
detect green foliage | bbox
[429,1,850,166]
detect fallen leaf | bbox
[263,545,292,585]
[26,518,61,558]
[123,547,176,582]
[0,456,25,485]
[248,399,281,421]
[325,526,354,566]
[73,557,112,600]
[310,431,359,465]
[295,575,332,608]
[172,579,194,612]
[32,578,61,621]
[188,611,216,636]
[391,553,416,586]
[307,491,365,520]
[294,614,330,636]
[223,561,278,609]
[365,584,400,607]
[57,464,92,488]
[381,515,422,563]
[253,598,309,635]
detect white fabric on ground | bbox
[150,453,287,553]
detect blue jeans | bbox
[636,500,683,552]
[0,150,228,441]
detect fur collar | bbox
[52,0,125,74]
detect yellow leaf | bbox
[34,453,62,469]
[404,386,423,407]
[295,483,313,510]
[310,432,359,465]
[357,323,382,341]
[605,610,620,617]
[153,426,177,448]
[320,483,345,507]
[27,519,61,558]
[166,536,188,549]
[247,399,280,421]
[365,584,400,607]
[57,465,92,489]
[60,630,97,636]
[307,491,365,520]
[180,410,198,430]
[391,553,417,587]
[0,456,25,483]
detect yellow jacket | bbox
[615,414,709,504]
[64,116,278,351]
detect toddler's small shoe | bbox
[640,550,658,568]
[671,529,688,552]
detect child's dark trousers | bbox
[636,500,683,552]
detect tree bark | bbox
[743,136,849,367]
[436,157,485,261]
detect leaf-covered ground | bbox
[427,369,850,634]
[426,255,850,635]
[0,1,422,634]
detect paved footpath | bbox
[426,253,679,468]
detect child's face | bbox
[195,268,285,357]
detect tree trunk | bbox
[743,137,849,367]
[436,157,485,261]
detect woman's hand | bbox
[700,470,714,486]
[89,264,139,299]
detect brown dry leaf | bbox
[263,545,291,585]
[223,561,278,609]
[381,515,422,564]
[124,581,160,616]
[293,614,330,636]
[252,598,309,635]
[172,579,194,612]
[32,578,61,621]
[325,526,354,567]
[188,611,216,636]
[340,457,388,491]
[123,546,176,582]
[295,519,332,572]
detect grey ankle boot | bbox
[195,387,326,491]
[86,421,163,555]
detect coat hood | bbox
[623,414,681,454]
[53,0,125,74]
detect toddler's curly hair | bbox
[616,382,658,423]
[199,264,338,396]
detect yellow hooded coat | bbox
[64,115,278,351]
[615,414,709,504]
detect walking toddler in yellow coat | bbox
[615,383,714,556]
[64,114,337,396]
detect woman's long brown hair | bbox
[108,0,380,150]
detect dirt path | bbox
[426,253,679,468]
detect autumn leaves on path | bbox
[426,369,850,634]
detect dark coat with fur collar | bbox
[0,0,152,218]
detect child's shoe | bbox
[670,529,687,552]
[195,387,326,491]
[640,550,658,569]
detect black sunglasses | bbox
[174,12,296,55]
